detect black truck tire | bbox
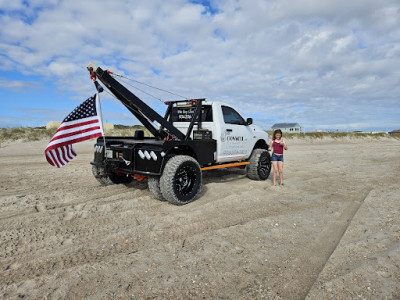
[148,176,165,201]
[92,165,133,185]
[247,149,271,180]
[160,155,202,205]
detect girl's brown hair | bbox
[273,129,283,140]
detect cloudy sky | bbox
[0,0,399,131]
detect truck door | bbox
[218,105,254,163]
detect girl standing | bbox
[268,129,288,186]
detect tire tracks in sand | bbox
[300,189,372,299]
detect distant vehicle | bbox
[88,62,271,205]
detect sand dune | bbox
[0,138,399,299]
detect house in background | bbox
[389,129,400,136]
[271,123,303,133]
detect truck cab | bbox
[172,101,269,163]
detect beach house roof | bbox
[389,129,400,135]
[272,123,300,128]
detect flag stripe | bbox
[53,124,100,141]
[46,151,56,167]
[61,146,70,163]
[55,118,100,133]
[65,145,74,161]
[57,147,67,166]
[45,129,103,151]
[45,132,103,153]
[54,122,100,138]
[56,149,65,167]
[50,150,61,168]
[66,145,75,161]
[48,150,57,167]
[62,146,71,161]
[50,125,101,143]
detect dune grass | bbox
[0,125,152,144]
[266,131,399,140]
[1,126,398,144]
[105,125,152,137]
[0,127,58,142]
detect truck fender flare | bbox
[160,146,198,172]
[253,139,269,151]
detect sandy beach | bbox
[0,137,399,299]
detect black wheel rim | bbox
[258,154,271,177]
[174,165,197,198]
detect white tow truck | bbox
[88,62,271,205]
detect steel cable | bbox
[110,73,190,101]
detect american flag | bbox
[45,93,104,168]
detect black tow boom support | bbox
[87,62,186,140]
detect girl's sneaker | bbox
[280,183,285,186]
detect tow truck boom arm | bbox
[87,62,185,140]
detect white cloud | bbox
[0,0,399,130]
[0,78,38,92]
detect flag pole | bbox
[94,81,107,158]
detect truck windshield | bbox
[172,105,213,122]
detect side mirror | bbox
[246,118,253,125]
